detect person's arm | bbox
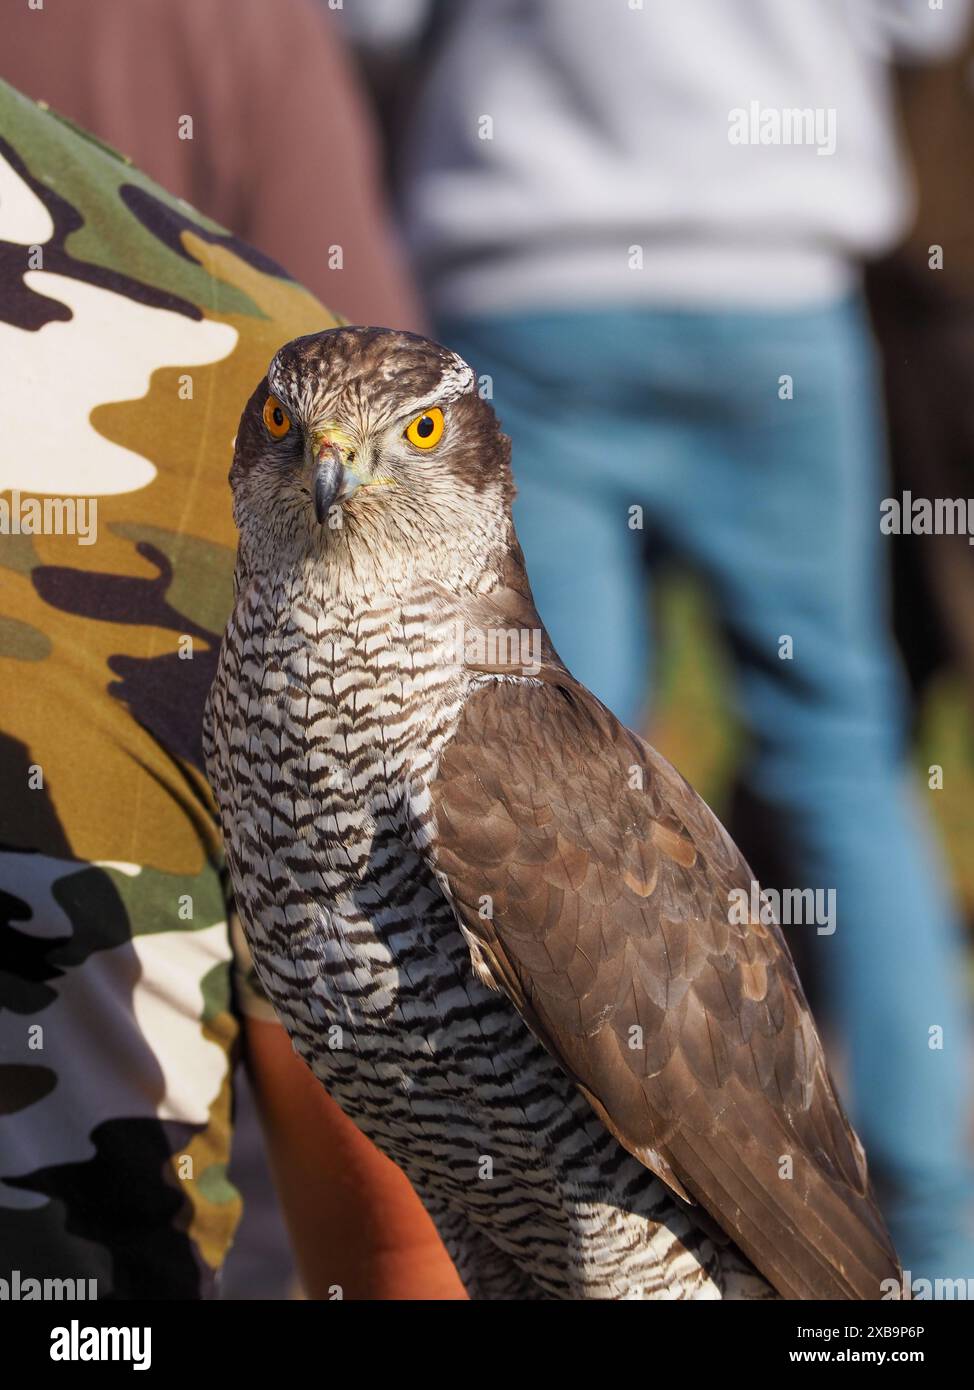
[244,1015,467,1300]
[226,0,428,333]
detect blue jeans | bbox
[438,298,974,1284]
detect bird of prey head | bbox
[230,326,515,585]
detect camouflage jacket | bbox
[0,80,338,1297]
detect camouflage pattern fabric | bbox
[0,80,339,1297]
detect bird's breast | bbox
[209,584,471,980]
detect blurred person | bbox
[0,79,463,1299]
[350,0,974,1282]
[868,30,974,717]
[2,0,424,332]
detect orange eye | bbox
[262,394,291,439]
[404,407,444,450]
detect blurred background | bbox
[338,1,974,926]
[3,0,973,1296]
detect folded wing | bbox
[429,666,900,1300]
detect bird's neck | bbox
[228,517,555,751]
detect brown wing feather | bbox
[429,661,900,1300]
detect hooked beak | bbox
[312,439,366,524]
[312,442,347,524]
[310,430,395,525]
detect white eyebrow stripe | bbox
[267,356,314,417]
[266,355,291,405]
[437,356,476,398]
[382,355,475,420]
[356,357,477,429]
[266,352,287,393]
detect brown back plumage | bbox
[430,585,901,1300]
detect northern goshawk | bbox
[203,326,900,1300]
